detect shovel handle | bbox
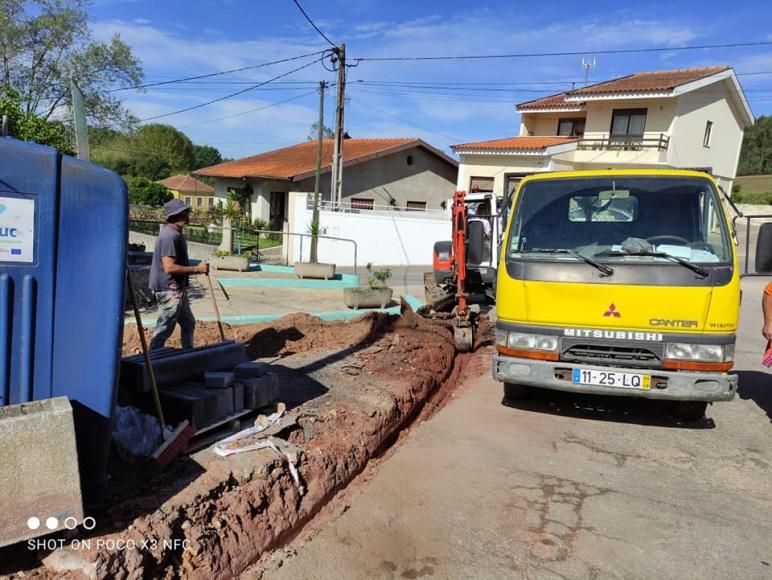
[206,272,226,342]
[127,271,166,430]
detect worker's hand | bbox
[763,321,772,342]
[193,261,209,275]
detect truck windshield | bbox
[507,176,732,264]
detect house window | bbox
[184,196,192,205]
[351,198,374,210]
[406,201,426,212]
[208,197,214,208]
[196,197,203,207]
[703,121,713,148]
[557,118,586,137]
[610,108,647,137]
[469,176,494,193]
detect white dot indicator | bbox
[45,517,59,530]
[27,517,40,530]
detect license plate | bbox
[572,368,650,390]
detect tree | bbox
[0,0,143,128]
[133,124,195,173]
[0,85,72,153]
[307,121,333,141]
[127,176,172,207]
[192,144,223,170]
[738,116,772,175]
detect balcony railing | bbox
[576,133,670,152]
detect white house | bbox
[454,66,754,195]
[195,138,458,232]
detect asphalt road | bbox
[264,278,772,580]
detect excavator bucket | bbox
[453,325,475,352]
[0,397,83,547]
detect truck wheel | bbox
[674,401,708,421]
[504,383,530,401]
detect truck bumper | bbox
[492,355,737,402]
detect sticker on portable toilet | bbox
[0,197,35,263]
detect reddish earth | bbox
[122,312,385,359]
[5,312,490,579]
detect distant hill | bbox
[738,116,772,176]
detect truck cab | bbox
[493,169,742,419]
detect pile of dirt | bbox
[24,312,467,579]
[121,312,388,359]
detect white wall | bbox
[287,192,450,267]
[668,79,745,188]
[456,154,552,196]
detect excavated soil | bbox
[5,312,487,580]
[122,312,384,359]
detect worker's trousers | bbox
[150,288,196,350]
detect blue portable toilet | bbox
[0,137,127,494]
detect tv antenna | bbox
[582,57,596,86]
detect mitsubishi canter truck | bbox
[493,169,747,420]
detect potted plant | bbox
[343,264,393,309]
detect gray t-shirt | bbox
[150,224,189,291]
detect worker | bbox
[764,282,772,342]
[149,199,209,350]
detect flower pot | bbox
[343,287,394,309]
[211,254,250,272]
[294,261,336,280]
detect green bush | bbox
[732,191,772,205]
[127,177,172,207]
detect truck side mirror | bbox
[755,223,772,274]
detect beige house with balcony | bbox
[453,66,754,196]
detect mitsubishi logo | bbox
[604,303,621,318]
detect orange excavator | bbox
[422,191,480,352]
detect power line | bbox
[355,40,772,62]
[349,96,462,143]
[179,89,318,129]
[290,0,336,47]
[106,50,327,93]
[139,57,323,122]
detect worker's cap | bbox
[163,199,191,219]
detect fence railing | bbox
[577,133,670,152]
[307,195,448,219]
[128,221,360,275]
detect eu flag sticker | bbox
[572,368,580,384]
[10,248,21,255]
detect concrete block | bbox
[234,361,271,379]
[214,386,235,419]
[0,397,83,548]
[121,341,248,393]
[232,382,245,413]
[204,371,235,389]
[160,385,220,428]
[243,372,280,410]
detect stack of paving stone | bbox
[120,343,280,429]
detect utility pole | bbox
[70,79,90,161]
[310,80,326,263]
[330,43,346,206]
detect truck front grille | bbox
[561,338,663,369]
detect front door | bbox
[269,192,286,232]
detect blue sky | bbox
[90,0,772,159]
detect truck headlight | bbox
[496,331,559,352]
[665,343,733,363]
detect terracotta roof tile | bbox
[194,138,456,180]
[158,174,214,194]
[452,136,579,152]
[518,66,731,111]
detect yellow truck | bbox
[493,169,744,420]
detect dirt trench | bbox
[9,311,489,579]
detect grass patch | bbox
[734,175,772,204]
